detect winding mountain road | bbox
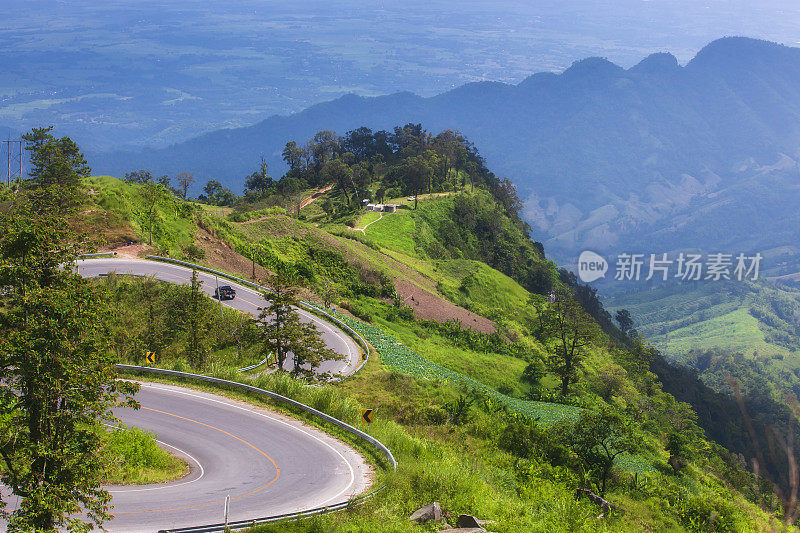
[1,383,373,532]
[76,258,362,377]
[1,260,372,531]
[108,383,372,532]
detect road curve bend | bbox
[112,382,372,532]
[76,258,362,377]
[0,383,373,532]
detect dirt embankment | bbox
[193,227,272,282]
[395,278,496,334]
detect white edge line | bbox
[104,430,205,493]
[79,259,358,372]
[141,383,359,507]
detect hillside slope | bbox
[68,172,800,530]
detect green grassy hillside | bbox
[604,280,800,401]
[73,173,796,532]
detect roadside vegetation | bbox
[102,425,188,485]
[2,125,797,531]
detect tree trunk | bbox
[560,354,572,395]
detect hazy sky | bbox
[2,0,800,150]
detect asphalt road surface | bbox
[1,383,373,532]
[76,258,362,377]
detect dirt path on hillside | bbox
[353,212,384,233]
[300,184,334,209]
[106,242,149,258]
[194,227,272,282]
[395,278,496,333]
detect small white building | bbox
[365,203,399,213]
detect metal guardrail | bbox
[116,365,395,533]
[237,355,271,373]
[142,255,372,380]
[156,489,383,533]
[116,365,396,470]
[79,252,117,258]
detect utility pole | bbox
[4,139,22,185]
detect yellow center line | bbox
[151,267,261,310]
[114,406,280,514]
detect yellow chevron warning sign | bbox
[145,351,156,364]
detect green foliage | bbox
[566,409,639,496]
[328,228,381,251]
[185,270,212,368]
[534,289,601,396]
[444,395,474,425]
[310,303,582,426]
[85,175,199,254]
[101,274,262,370]
[22,126,90,189]
[257,272,342,378]
[102,425,187,485]
[414,191,555,295]
[0,132,139,532]
[228,206,288,223]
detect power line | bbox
[4,139,22,185]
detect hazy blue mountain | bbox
[93,37,800,269]
[8,1,800,151]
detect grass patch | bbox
[663,308,782,355]
[312,304,582,426]
[102,424,188,485]
[356,211,382,229]
[365,212,416,255]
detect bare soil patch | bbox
[394,279,496,334]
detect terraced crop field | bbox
[313,305,582,426]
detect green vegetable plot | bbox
[315,305,582,426]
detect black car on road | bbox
[214,285,236,300]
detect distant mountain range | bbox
[92,37,800,268]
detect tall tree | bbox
[0,129,139,531]
[22,127,90,189]
[21,127,91,213]
[185,270,211,369]
[568,409,638,496]
[402,154,433,209]
[256,272,342,378]
[257,273,303,371]
[281,143,303,171]
[123,169,153,183]
[534,289,599,396]
[245,157,273,196]
[311,130,341,171]
[176,171,195,199]
[321,158,354,205]
[614,309,634,334]
[140,181,168,246]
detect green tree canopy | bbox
[0,129,139,531]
